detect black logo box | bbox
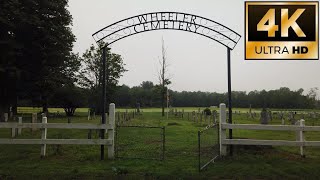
[248,5,316,41]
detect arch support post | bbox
[101,46,107,160]
[227,47,233,156]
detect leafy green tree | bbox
[79,42,127,114]
[114,85,131,107]
[50,85,87,116]
[141,81,154,90]
[140,81,155,106]
[0,0,77,121]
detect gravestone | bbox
[87,109,91,120]
[288,112,296,125]
[268,110,273,121]
[260,108,269,124]
[192,111,195,122]
[249,104,253,118]
[170,108,174,115]
[213,110,218,123]
[279,112,283,120]
[136,103,140,114]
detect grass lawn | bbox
[1,107,320,179]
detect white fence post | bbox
[300,119,305,157]
[41,117,47,157]
[219,103,227,156]
[11,116,17,138]
[105,113,109,134]
[295,120,300,141]
[4,113,8,122]
[18,117,22,135]
[108,103,115,159]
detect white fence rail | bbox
[219,103,320,157]
[0,103,116,159]
[0,123,113,129]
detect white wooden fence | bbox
[219,103,320,157]
[0,103,116,159]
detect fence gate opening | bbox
[115,125,165,160]
[198,124,220,171]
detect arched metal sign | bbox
[92,12,241,49]
[92,12,241,159]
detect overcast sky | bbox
[67,0,320,95]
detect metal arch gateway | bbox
[92,12,241,49]
[92,11,241,160]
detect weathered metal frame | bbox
[92,12,241,50]
[198,123,220,172]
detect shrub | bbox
[203,108,212,115]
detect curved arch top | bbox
[92,12,241,49]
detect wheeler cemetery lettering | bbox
[134,12,200,33]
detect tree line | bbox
[15,80,319,115]
[112,82,318,109]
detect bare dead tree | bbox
[158,38,171,117]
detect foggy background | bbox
[67,0,320,96]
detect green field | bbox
[1,107,320,179]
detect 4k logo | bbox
[257,8,306,37]
[245,1,319,60]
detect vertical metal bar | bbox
[101,46,106,160]
[198,131,201,172]
[227,48,233,156]
[217,124,220,155]
[115,126,117,158]
[162,126,165,160]
[166,89,169,120]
